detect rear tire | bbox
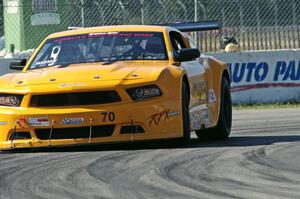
[196,76,232,140]
[182,81,191,143]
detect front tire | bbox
[196,76,232,140]
[182,81,191,142]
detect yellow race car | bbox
[0,21,231,150]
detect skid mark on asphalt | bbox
[1,108,300,199]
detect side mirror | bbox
[177,48,201,62]
[9,59,27,70]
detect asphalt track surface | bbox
[1,108,300,199]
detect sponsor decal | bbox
[208,89,216,103]
[190,104,211,130]
[59,82,86,88]
[29,117,50,127]
[191,79,208,104]
[36,60,54,66]
[190,112,201,130]
[62,118,84,125]
[54,33,155,43]
[0,121,8,125]
[17,118,27,128]
[147,109,170,127]
[203,111,210,128]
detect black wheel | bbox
[182,81,191,142]
[196,76,232,140]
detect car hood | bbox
[0,61,170,88]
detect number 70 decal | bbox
[101,112,115,122]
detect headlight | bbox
[0,94,24,107]
[126,85,162,101]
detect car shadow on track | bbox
[3,134,300,154]
[203,135,300,147]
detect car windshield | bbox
[29,32,168,70]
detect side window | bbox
[181,34,192,48]
[169,31,189,55]
[184,33,196,48]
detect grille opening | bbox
[10,132,32,140]
[35,125,115,140]
[120,125,145,134]
[30,91,121,107]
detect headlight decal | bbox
[126,85,162,101]
[0,94,24,107]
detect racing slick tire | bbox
[182,81,191,143]
[196,76,232,140]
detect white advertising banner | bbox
[207,50,300,104]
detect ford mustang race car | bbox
[0,21,231,150]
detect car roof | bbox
[47,25,174,39]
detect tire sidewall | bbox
[182,82,191,141]
[218,77,232,138]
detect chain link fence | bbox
[1,0,300,53]
[0,0,3,37]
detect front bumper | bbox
[0,99,182,150]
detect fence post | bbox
[80,0,85,27]
[194,0,199,49]
[140,0,144,25]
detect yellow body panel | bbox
[0,25,229,150]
